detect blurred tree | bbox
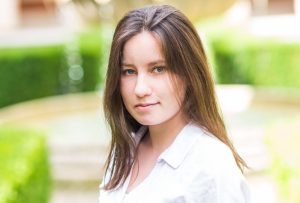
[161,0,237,22]
[70,0,237,25]
[71,0,102,24]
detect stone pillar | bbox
[0,0,20,30]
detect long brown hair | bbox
[103,4,247,190]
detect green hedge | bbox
[79,28,103,91]
[0,126,52,203]
[207,31,300,87]
[265,120,300,203]
[0,46,63,108]
[0,28,102,108]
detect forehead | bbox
[122,31,165,64]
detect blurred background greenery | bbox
[0,0,300,202]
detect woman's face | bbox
[120,31,186,126]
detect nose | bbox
[134,73,151,97]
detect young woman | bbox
[99,4,251,203]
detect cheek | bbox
[120,78,134,102]
[177,84,186,104]
[120,81,126,97]
[165,76,186,106]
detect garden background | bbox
[1,0,300,202]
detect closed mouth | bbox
[135,102,159,108]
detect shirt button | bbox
[157,158,164,165]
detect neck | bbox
[145,111,188,155]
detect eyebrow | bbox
[121,59,166,67]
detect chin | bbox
[136,118,168,127]
[136,120,157,126]
[135,117,160,126]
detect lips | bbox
[135,102,159,108]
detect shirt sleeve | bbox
[210,146,251,203]
[98,149,115,203]
[183,173,251,203]
[173,146,251,203]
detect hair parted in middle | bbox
[103,4,247,190]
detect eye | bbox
[152,66,165,73]
[122,69,136,75]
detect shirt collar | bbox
[158,123,205,169]
[132,122,205,169]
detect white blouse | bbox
[99,123,251,203]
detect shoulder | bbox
[178,124,251,202]
[184,124,238,173]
